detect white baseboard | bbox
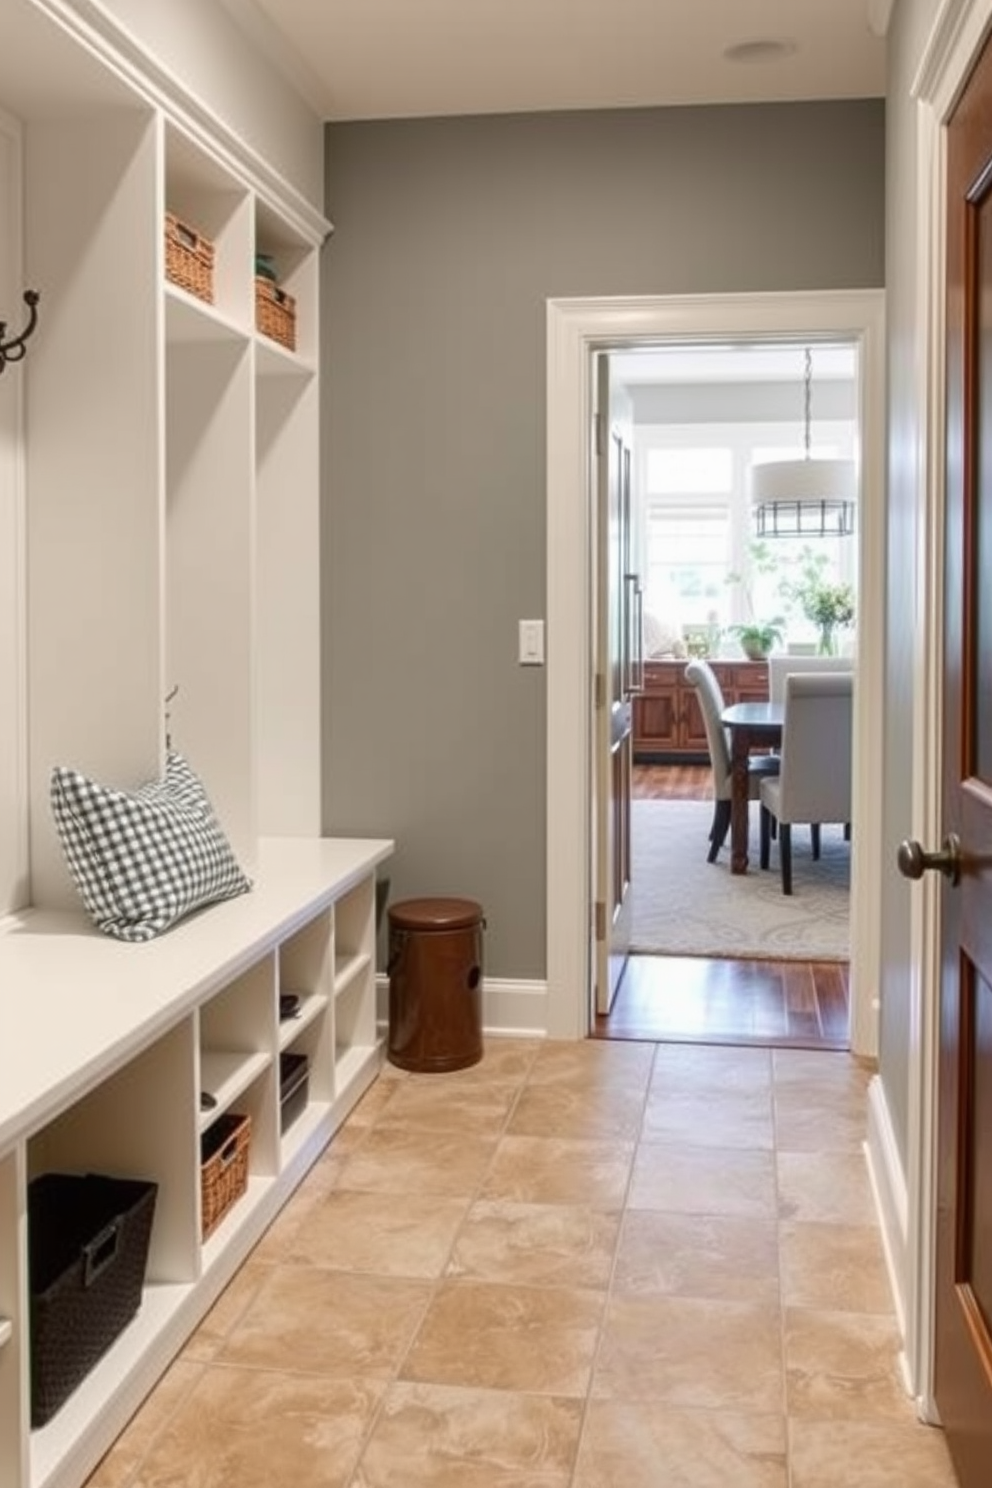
[865,1072,909,1349]
[376,974,549,1040]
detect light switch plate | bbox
[519,619,545,665]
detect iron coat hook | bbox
[0,290,41,373]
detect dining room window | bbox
[642,446,733,631]
[644,501,731,630]
[636,420,858,650]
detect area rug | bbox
[629,799,849,961]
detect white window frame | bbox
[635,418,858,642]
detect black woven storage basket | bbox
[28,1172,158,1427]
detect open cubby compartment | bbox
[333,877,377,1097]
[334,876,374,992]
[254,367,321,839]
[277,1014,330,1161]
[197,959,278,1253]
[0,1146,25,1488]
[24,101,164,912]
[165,329,255,872]
[23,1022,199,1480]
[198,1059,275,1263]
[253,197,318,368]
[197,955,277,1133]
[26,1020,200,1292]
[164,121,252,331]
[278,911,333,1091]
[333,967,378,1102]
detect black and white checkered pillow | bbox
[50,751,252,941]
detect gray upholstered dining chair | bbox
[684,659,780,863]
[758,671,854,894]
[767,653,854,703]
[767,654,854,849]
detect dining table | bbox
[720,700,784,874]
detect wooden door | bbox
[934,35,992,1484]
[594,355,638,1014]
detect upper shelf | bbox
[255,333,315,379]
[165,285,248,348]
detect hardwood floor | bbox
[632,762,713,800]
[593,953,850,1050]
[594,764,851,1051]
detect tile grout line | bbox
[343,1042,543,1486]
[564,1039,662,1487]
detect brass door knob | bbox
[896,834,962,887]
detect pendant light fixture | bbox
[750,347,857,538]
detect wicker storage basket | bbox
[165,212,215,304]
[28,1173,158,1427]
[200,1111,251,1241]
[255,276,296,351]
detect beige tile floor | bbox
[84,1039,960,1488]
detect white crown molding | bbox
[35,0,332,245]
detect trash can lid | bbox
[388,896,484,931]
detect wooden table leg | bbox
[729,727,751,874]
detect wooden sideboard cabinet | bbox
[633,660,769,761]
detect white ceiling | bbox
[224,0,891,123]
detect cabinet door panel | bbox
[634,692,680,752]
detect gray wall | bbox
[879,0,940,1177]
[321,101,885,979]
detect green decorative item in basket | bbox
[255,253,278,282]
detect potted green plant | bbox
[725,543,785,659]
[728,619,785,661]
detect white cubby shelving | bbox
[0,5,392,1488]
[0,837,391,1488]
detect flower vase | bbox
[818,624,836,656]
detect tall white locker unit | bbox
[0,7,391,1488]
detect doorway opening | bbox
[594,336,857,1051]
[596,765,851,1049]
[544,290,885,1057]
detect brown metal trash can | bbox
[387,897,484,1072]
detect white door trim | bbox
[545,290,886,1049]
[900,0,992,1416]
